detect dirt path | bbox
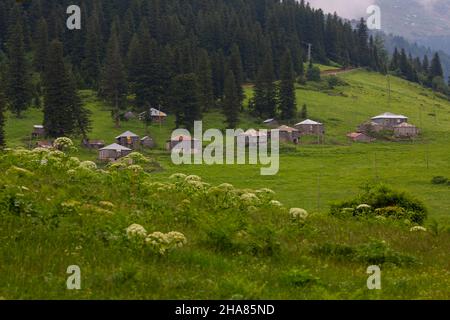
[321,67,358,76]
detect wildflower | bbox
[126,224,147,239]
[146,231,187,254]
[79,161,97,170]
[99,201,115,209]
[6,166,34,177]
[240,193,260,206]
[67,157,81,168]
[410,226,427,232]
[217,183,234,191]
[123,152,149,164]
[127,164,144,173]
[269,200,283,207]
[357,204,372,210]
[290,208,309,220]
[53,137,75,152]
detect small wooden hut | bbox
[150,108,167,123]
[294,119,325,136]
[371,112,408,128]
[116,131,140,149]
[83,139,105,149]
[99,143,132,161]
[238,129,268,146]
[347,132,375,143]
[32,125,45,139]
[167,135,201,154]
[141,136,155,148]
[394,122,419,138]
[273,125,300,144]
[263,118,279,128]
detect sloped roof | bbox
[141,136,153,141]
[263,118,277,123]
[150,108,167,117]
[100,143,132,151]
[295,119,322,126]
[239,129,268,137]
[372,112,408,120]
[34,125,44,129]
[276,125,299,132]
[115,131,139,139]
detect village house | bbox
[371,112,408,128]
[32,125,45,139]
[394,122,420,138]
[124,111,136,120]
[116,131,140,149]
[263,118,279,128]
[141,136,155,148]
[36,140,53,149]
[347,132,375,143]
[167,135,201,154]
[83,139,105,149]
[238,129,268,146]
[149,108,167,123]
[99,143,132,162]
[274,125,300,144]
[294,119,325,136]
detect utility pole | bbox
[302,42,312,64]
[387,75,391,109]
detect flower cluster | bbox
[126,224,147,239]
[53,137,75,152]
[146,231,187,255]
[290,208,309,220]
[410,226,427,232]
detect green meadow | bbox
[1,69,450,299]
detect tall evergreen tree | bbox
[254,52,276,118]
[170,73,202,130]
[33,18,48,73]
[5,20,32,117]
[223,70,240,128]
[43,40,91,138]
[0,73,5,147]
[197,49,215,111]
[430,53,444,79]
[100,24,128,128]
[279,50,296,120]
[229,45,245,105]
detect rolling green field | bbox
[1,69,450,299]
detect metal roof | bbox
[100,143,132,151]
[150,108,167,117]
[275,125,299,132]
[115,131,139,139]
[372,112,408,120]
[295,119,322,126]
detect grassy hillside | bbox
[1,69,450,299]
[4,70,450,223]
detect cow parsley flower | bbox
[269,200,283,207]
[185,175,201,182]
[240,193,260,206]
[410,226,427,232]
[79,161,97,170]
[290,208,309,220]
[126,224,147,239]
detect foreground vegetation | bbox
[1,147,450,300]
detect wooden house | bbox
[32,125,45,139]
[347,132,375,143]
[83,139,105,149]
[167,135,201,154]
[273,125,300,144]
[294,119,325,136]
[150,108,167,123]
[263,118,279,128]
[238,129,268,146]
[116,131,140,149]
[371,112,408,128]
[394,122,419,138]
[99,143,132,161]
[36,140,53,148]
[141,136,155,148]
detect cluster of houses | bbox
[258,118,325,144]
[347,112,420,142]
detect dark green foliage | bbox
[330,184,428,225]
[279,50,296,120]
[0,74,5,147]
[170,73,202,130]
[306,64,321,82]
[223,70,240,128]
[312,239,417,266]
[43,40,91,139]
[431,176,448,185]
[5,18,32,117]
[100,23,128,128]
[254,52,276,118]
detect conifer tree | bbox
[5,20,32,118]
[430,53,444,79]
[254,52,276,118]
[229,45,245,105]
[279,50,296,120]
[0,73,5,147]
[223,70,240,128]
[43,40,91,138]
[33,18,48,73]
[197,49,215,111]
[170,73,202,130]
[100,24,127,128]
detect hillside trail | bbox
[320,67,359,76]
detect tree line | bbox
[0,0,446,146]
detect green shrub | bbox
[281,268,319,287]
[330,184,427,224]
[432,176,448,185]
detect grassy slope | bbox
[2,70,450,300]
[4,70,450,223]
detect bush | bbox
[281,268,319,287]
[306,65,321,82]
[330,184,428,224]
[325,75,348,89]
[432,176,448,185]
